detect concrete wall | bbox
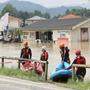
[89,27,90,41]
[71,28,80,42]
[79,20,90,41]
[9,21,19,28]
[9,19,20,29]
[53,30,60,41]
[25,20,33,25]
[53,30,71,42]
[23,30,36,41]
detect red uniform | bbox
[73,56,86,81]
[20,47,32,59]
[40,51,48,71]
[40,51,48,61]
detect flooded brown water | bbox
[0,42,90,80]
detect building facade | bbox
[71,19,90,42]
[22,16,90,43]
[8,16,22,30]
[25,16,46,26]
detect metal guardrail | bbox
[0,56,48,81]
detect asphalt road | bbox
[0,76,72,90]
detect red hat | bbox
[75,50,81,55]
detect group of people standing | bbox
[59,44,86,81]
[20,42,86,81]
[20,42,48,72]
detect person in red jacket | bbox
[20,42,32,68]
[73,50,86,81]
[20,42,32,59]
[40,46,48,71]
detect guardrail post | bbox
[45,61,48,81]
[2,57,4,68]
[18,59,21,69]
[72,66,76,81]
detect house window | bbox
[81,28,88,41]
[81,28,88,33]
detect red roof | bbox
[59,13,81,19]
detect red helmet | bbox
[75,50,81,55]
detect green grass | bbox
[0,68,44,82]
[55,79,90,90]
[0,68,90,90]
[67,80,90,90]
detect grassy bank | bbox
[0,68,44,82]
[56,79,90,90]
[67,81,90,90]
[0,68,90,90]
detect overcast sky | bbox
[0,0,89,7]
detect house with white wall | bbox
[8,16,22,30]
[25,16,46,26]
[21,14,90,42]
[0,13,22,31]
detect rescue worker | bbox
[73,50,86,81]
[20,42,32,69]
[59,44,65,61]
[59,44,70,63]
[20,42,32,59]
[40,46,48,72]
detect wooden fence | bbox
[72,64,90,80]
[0,56,48,81]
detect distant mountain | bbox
[0,0,86,17]
[47,6,82,16]
[0,0,47,13]
[47,6,68,16]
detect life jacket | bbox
[74,56,86,78]
[41,51,48,61]
[75,56,86,64]
[22,48,32,59]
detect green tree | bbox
[43,12,50,19]
[17,11,31,26]
[1,4,17,16]
[65,9,70,14]
[33,10,43,17]
[0,12,2,17]
[65,8,90,18]
[86,10,90,17]
[17,11,30,20]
